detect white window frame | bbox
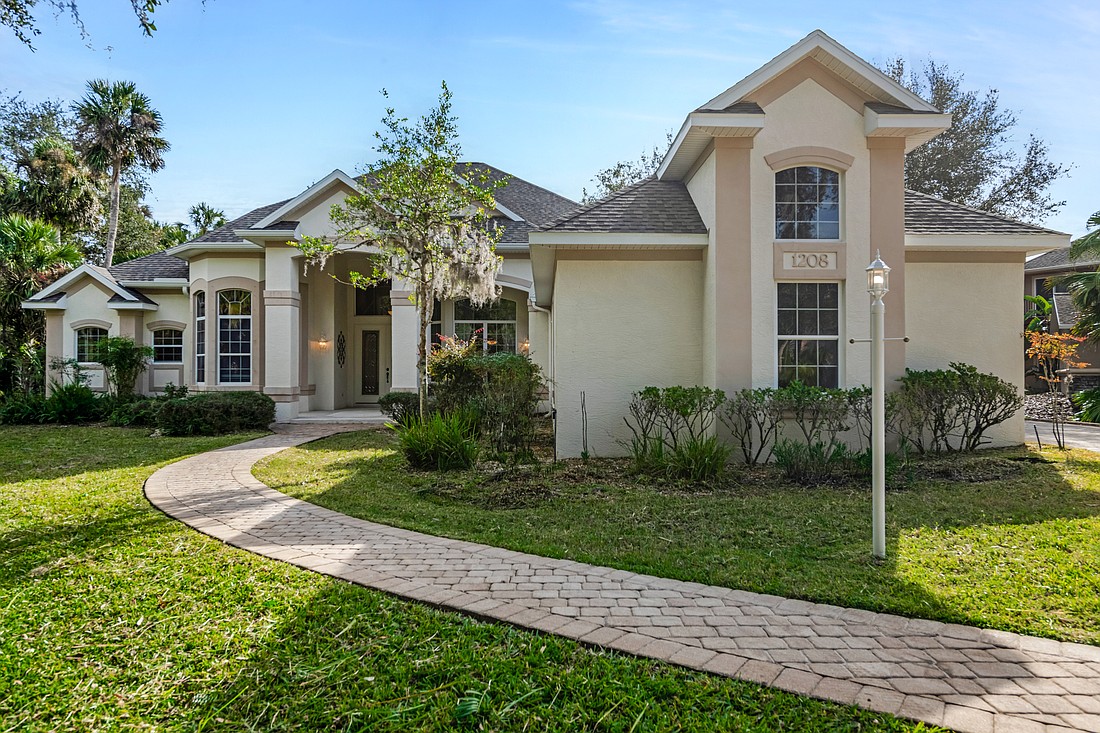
[152,328,184,364]
[774,166,842,242]
[217,289,252,384]
[75,327,107,364]
[195,292,206,384]
[453,298,518,353]
[775,281,843,389]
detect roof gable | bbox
[252,169,360,229]
[539,177,706,235]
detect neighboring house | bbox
[25,30,1070,457]
[1024,249,1100,391]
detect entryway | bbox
[354,324,391,404]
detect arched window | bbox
[775,166,840,240]
[454,298,517,353]
[195,292,206,383]
[152,328,184,363]
[217,289,252,383]
[75,327,107,363]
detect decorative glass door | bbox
[361,330,380,397]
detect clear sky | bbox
[3,0,1097,237]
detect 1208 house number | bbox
[784,252,836,270]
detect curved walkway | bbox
[145,427,1100,733]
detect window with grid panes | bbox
[75,327,107,363]
[195,292,206,382]
[777,282,839,388]
[775,166,840,240]
[453,298,517,353]
[152,328,183,363]
[217,289,251,383]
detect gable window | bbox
[75,327,107,363]
[775,166,840,240]
[454,298,517,353]
[195,292,206,383]
[217,289,251,383]
[777,282,839,388]
[152,328,184,363]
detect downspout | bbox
[528,298,556,460]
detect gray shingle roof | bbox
[465,163,578,227]
[1025,248,1100,272]
[1053,293,1080,329]
[539,177,706,234]
[866,102,940,115]
[903,190,1067,236]
[108,287,158,305]
[190,199,292,243]
[108,250,189,281]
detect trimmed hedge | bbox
[156,391,276,436]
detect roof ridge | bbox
[904,188,1066,236]
[539,175,656,231]
[461,161,579,210]
[190,198,294,244]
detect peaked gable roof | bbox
[1025,247,1100,273]
[190,199,292,244]
[109,250,189,281]
[903,191,1068,237]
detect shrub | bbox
[1072,387,1100,423]
[108,397,162,427]
[893,363,1020,453]
[623,385,728,480]
[469,352,542,459]
[773,438,857,485]
[156,391,276,436]
[0,392,46,424]
[379,391,421,427]
[719,388,782,465]
[93,337,154,398]
[773,380,851,447]
[40,382,101,424]
[427,333,483,415]
[396,410,480,471]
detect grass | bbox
[0,425,934,731]
[255,429,1100,647]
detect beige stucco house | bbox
[25,30,1070,457]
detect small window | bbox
[354,281,392,316]
[454,298,517,353]
[777,282,839,388]
[75,327,107,363]
[153,328,184,363]
[430,298,442,349]
[775,166,840,240]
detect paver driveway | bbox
[145,426,1100,733]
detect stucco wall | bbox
[61,279,118,390]
[906,260,1025,446]
[553,257,704,457]
[750,78,873,389]
[685,149,718,390]
[143,290,189,393]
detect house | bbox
[1024,249,1100,391]
[24,30,1070,457]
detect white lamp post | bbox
[866,251,890,561]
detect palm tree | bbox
[74,80,169,268]
[0,214,82,393]
[188,202,226,236]
[1055,209,1100,341]
[5,136,102,235]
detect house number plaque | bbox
[784,251,836,270]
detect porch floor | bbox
[288,407,388,424]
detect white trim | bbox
[528,232,709,247]
[657,113,763,181]
[108,301,159,311]
[701,30,938,113]
[905,233,1070,253]
[252,169,360,229]
[118,278,189,289]
[22,298,67,310]
[234,228,298,240]
[30,264,134,302]
[166,242,264,258]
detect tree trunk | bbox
[417,282,431,420]
[103,162,122,268]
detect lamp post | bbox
[866,251,890,561]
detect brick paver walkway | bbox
[145,427,1100,733]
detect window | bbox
[354,281,392,315]
[454,298,517,353]
[75,327,107,363]
[195,292,206,383]
[217,289,251,383]
[430,299,442,349]
[777,282,839,388]
[775,166,840,240]
[152,328,184,363]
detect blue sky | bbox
[3,0,1097,236]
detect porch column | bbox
[389,286,419,393]
[44,312,63,396]
[263,246,301,421]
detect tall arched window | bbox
[194,292,206,383]
[217,289,252,383]
[454,298,517,353]
[75,326,107,363]
[775,166,840,240]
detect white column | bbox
[389,286,419,393]
[264,246,301,421]
[871,295,886,560]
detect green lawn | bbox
[0,426,932,732]
[255,429,1100,647]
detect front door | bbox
[359,328,389,402]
